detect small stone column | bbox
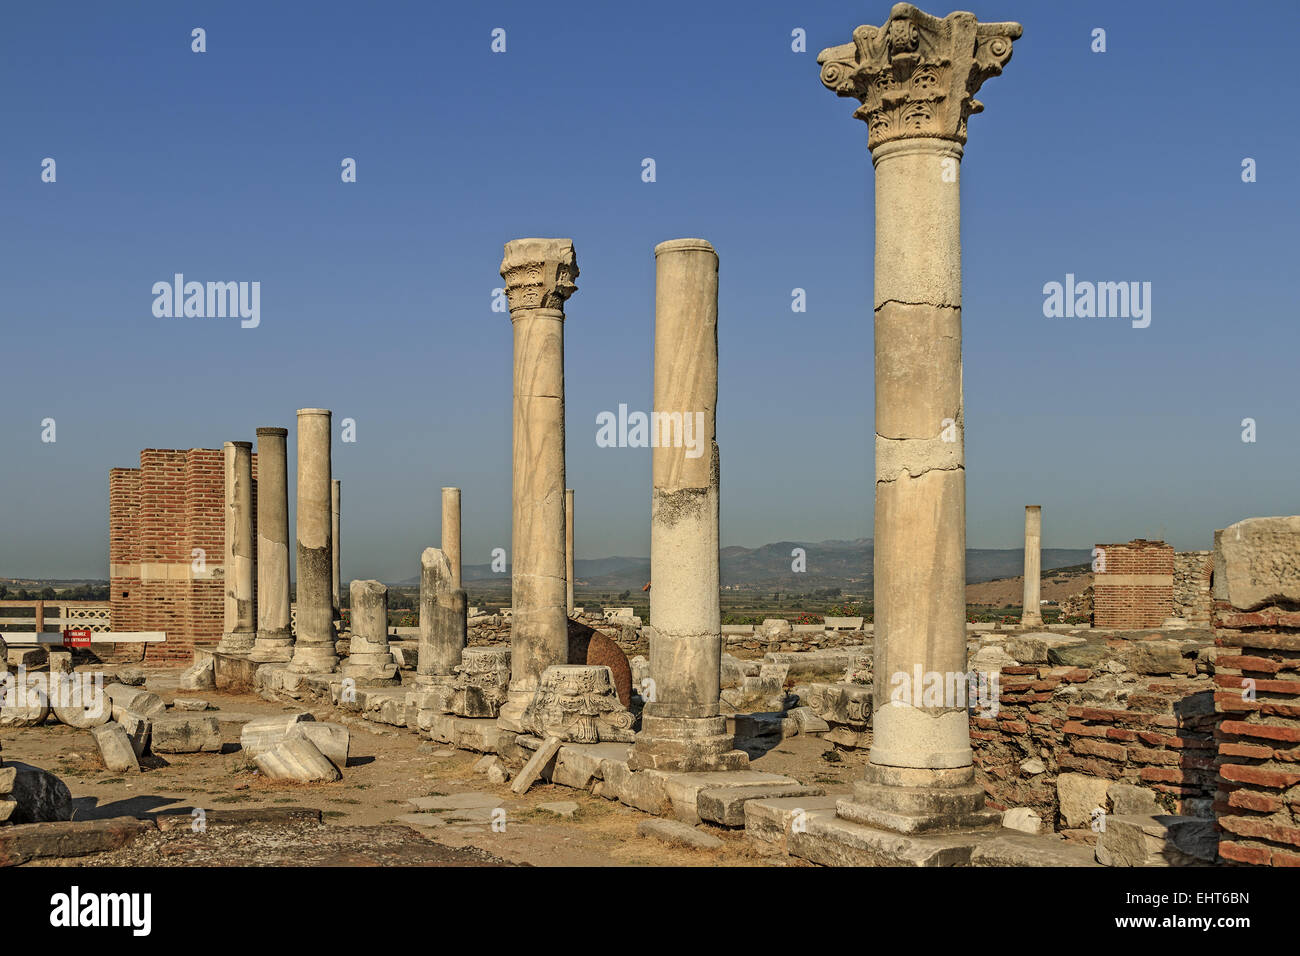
[331,478,342,624]
[1021,505,1042,627]
[251,427,293,662]
[417,547,467,685]
[289,408,339,673]
[497,238,578,731]
[629,239,744,772]
[218,441,257,653]
[442,487,462,591]
[340,580,397,682]
[565,488,575,613]
[818,5,1020,828]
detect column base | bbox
[217,630,256,655]
[834,763,999,834]
[339,652,399,683]
[495,688,533,733]
[1020,614,1042,628]
[627,714,749,772]
[288,642,339,674]
[249,629,294,663]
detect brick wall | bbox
[971,661,1216,826]
[109,448,256,662]
[1211,518,1300,867]
[1093,539,1173,629]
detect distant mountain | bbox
[423,538,1093,592]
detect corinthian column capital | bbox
[818,3,1021,151]
[499,238,579,316]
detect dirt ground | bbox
[1,672,864,866]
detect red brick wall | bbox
[1093,539,1174,629]
[1214,607,1300,866]
[109,447,256,662]
[108,468,142,634]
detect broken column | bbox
[497,238,578,731]
[818,5,1020,829]
[628,238,744,772]
[331,478,342,625]
[441,487,461,590]
[218,440,256,653]
[251,427,293,662]
[416,547,466,685]
[1022,505,1042,627]
[340,580,397,682]
[566,488,575,613]
[289,408,338,673]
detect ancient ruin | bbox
[0,5,1290,903]
[496,238,578,732]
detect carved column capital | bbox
[499,238,579,316]
[818,2,1021,151]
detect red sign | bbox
[62,629,92,647]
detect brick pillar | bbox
[1212,517,1300,867]
[1092,539,1173,629]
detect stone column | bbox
[1021,505,1042,627]
[341,580,398,682]
[628,239,744,772]
[417,547,467,684]
[497,238,577,731]
[218,440,256,653]
[331,478,342,623]
[442,487,462,591]
[289,408,338,673]
[565,488,575,613]
[251,427,293,662]
[818,5,1020,828]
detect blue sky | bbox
[1,0,1297,581]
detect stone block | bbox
[254,737,341,783]
[1,762,73,824]
[697,783,825,827]
[105,684,165,721]
[1057,772,1112,829]
[289,721,349,770]
[117,711,152,758]
[1001,807,1042,835]
[91,723,140,772]
[178,658,216,690]
[0,817,155,866]
[1127,641,1184,676]
[636,817,723,849]
[510,736,562,794]
[239,712,315,757]
[151,715,221,753]
[742,794,840,850]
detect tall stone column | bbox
[497,238,577,731]
[289,408,339,673]
[340,580,397,682]
[331,478,342,623]
[1022,505,1042,627]
[565,488,575,613]
[417,547,467,684]
[218,440,256,653]
[251,427,293,662]
[628,239,744,772]
[442,487,462,591]
[818,5,1020,828]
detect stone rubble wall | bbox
[1173,550,1214,627]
